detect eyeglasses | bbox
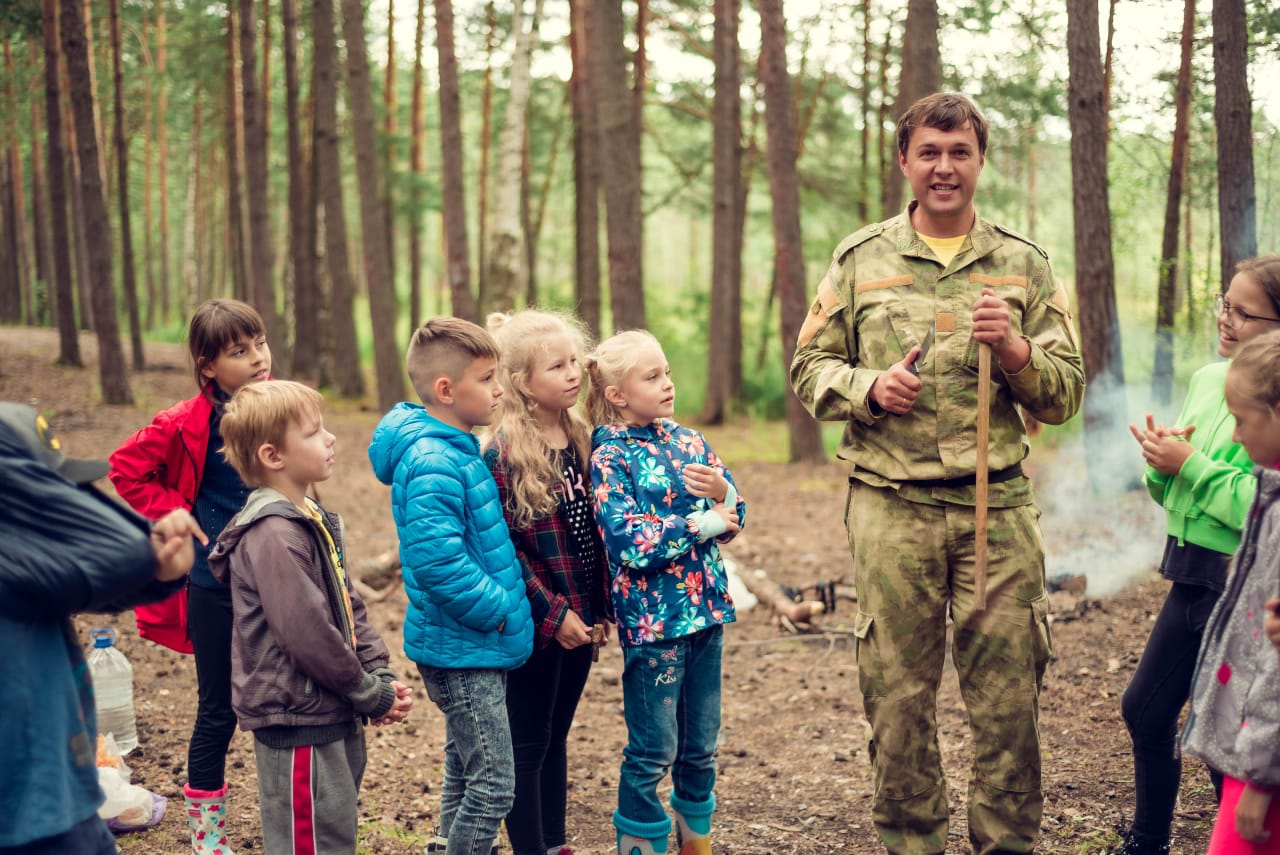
[1215,294,1280,329]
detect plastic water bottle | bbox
[87,628,138,754]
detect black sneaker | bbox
[424,837,500,854]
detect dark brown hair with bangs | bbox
[188,299,267,393]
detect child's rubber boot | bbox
[183,781,235,855]
[614,811,671,855]
[669,793,714,855]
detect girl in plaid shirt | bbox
[483,310,611,855]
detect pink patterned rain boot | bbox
[183,781,235,855]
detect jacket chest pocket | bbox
[853,277,918,368]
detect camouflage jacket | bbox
[790,206,1085,508]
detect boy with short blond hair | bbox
[369,318,534,855]
[211,380,413,853]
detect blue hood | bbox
[369,402,479,486]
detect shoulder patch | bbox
[992,222,1050,259]
[833,223,884,264]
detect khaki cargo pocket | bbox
[852,609,876,692]
[1030,591,1053,687]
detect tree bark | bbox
[60,0,131,403]
[284,0,316,379]
[341,0,406,410]
[28,39,53,313]
[486,0,544,314]
[476,0,497,312]
[109,0,144,369]
[568,0,601,338]
[142,17,156,331]
[241,0,289,369]
[409,0,427,332]
[314,0,364,397]
[595,0,645,329]
[3,43,34,324]
[883,0,940,217]
[1067,0,1126,492]
[156,0,171,323]
[702,0,742,425]
[1152,0,1195,410]
[434,0,476,321]
[182,99,201,307]
[758,0,825,462]
[1213,0,1256,289]
[61,31,93,331]
[225,7,250,302]
[382,0,397,294]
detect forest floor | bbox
[1,326,1218,854]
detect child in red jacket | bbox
[109,298,270,855]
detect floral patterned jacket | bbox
[590,419,745,647]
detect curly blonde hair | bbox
[584,329,660,427]
[484,310,594,529]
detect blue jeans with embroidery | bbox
[418,666,515,855]
[615,625,723,833]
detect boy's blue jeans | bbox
[418,666,515,855]
[615,625,723,836]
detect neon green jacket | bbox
[1146,360,1256,554]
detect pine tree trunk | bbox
[884,0,940,217]
[434,0,476,321]
[313,0,364,397]
[2,43,33,324]
[1213,0,1256,288]
[109,0,144,369]
[486,0,543,314]
[408,0,427,332]
[61,0,131,403]
[241,0,289,369]
[284,0,316,379]
[702,0,742,425]
[43,0,80,362]
[157,0,170,322]
[182,99,201,307]
[383,0,397,296]
[1152,0,1195,410]
[858,0,873,224]
[341,0,407,411]
[568,0,601,338]
[759,0,824,462]
[595,0,645,329]
[476,1,496,312]
[28,39,53,313]
[1067,0,1126,492]
[226,7,250,303]
[142,16,155,331]
[61,39,93,331]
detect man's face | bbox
[898,122,984,237]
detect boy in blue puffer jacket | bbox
[369,317,534,855]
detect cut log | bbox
[742,569,826,629]
[359,549,402,590]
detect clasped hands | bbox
[684,462,739,535]
[1128,413,1196,476]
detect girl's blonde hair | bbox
[1227,329,1280,412]
[584,329,661,427]
[485,310,594,529]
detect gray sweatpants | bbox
[254,729,367,855]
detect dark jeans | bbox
[187,583,238,791]
[0,814,116,855]
[1121,581,1224,844]
[504,642,594,855]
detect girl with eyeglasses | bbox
[1115,255,1280,854]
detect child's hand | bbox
[555,609,593,650]
[684,463,729,503]
[712,504,740,535]
[1236,784,1273,843]
[1129,415,1196,475]
[1266,598,1280,658]
[150,509,209,582]
[372,681,413,727]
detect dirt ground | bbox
[1,327,1218,854]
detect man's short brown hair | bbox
[219,380,323,486]
[896,92,989,159]
[405,316,501,404]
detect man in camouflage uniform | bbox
[789,92,1085,855]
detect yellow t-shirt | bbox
[919,233,967,267]
[307,503,356,646]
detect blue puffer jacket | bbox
[369,403,532,670]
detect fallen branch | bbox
[742,569,826,630]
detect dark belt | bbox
[852,462,1024,489]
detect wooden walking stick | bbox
[975,342,991,611]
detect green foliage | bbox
[0,0,40,39]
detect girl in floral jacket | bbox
[585,329,746,855]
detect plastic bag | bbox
[95,733,131,782]
[97,765,166,831]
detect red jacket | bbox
[109,389,215,653]
[109,390,213,518]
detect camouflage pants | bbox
[847,480,1053,855]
